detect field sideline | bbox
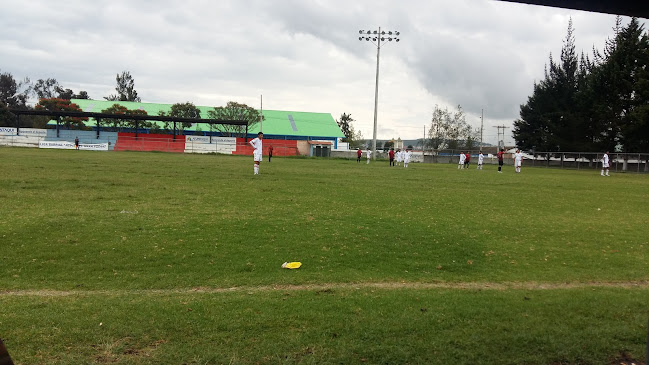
[1,147,648,364]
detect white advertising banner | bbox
[0,135,40,147]
[39,141,109,151]
[80,143,109,151]
[211,137,236,144]
[0,127,17,136]
[185,136,236,144]
[18,128,48,137]
[184,136,236,154]
[186,135,211,143]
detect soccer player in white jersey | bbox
[514,149,522,173]
[366,149,372,164]
[396,149,402,166]
[601,151,610,176]
[249,132,263,175]
[458,151,466,169]
[477,151,484,170]
[403,149,411,168]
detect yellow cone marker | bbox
[281,262,302,269]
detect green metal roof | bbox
[68,99,344,138]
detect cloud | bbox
[0,0,644,145]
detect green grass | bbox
[1,147,648,364]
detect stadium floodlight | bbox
[356,27,401,159]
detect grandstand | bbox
[42,99,346,156]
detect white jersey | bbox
[366,150,372,159]
[602,153,609,168]
[459,153,466,164]
[396,151,402,162]
[514,152,522,162]
[514,152,522,167]
[250,137,263,161]
[404,151,411,163]
[478,153,484,164]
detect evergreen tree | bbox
[105,71,141,102]
[515,19,589,152]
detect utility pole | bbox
[259,95,264,132]
[358,28,400,159]
[480,109,484,149]
[494,125,509,150]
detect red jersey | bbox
[357,149,362,157]
[269,146,274,153]
[497,151,504,161]
[465,153,470,162]
[389,150,395,158]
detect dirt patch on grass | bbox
[93,337,167,363]
[2,280,649,297]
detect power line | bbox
[493,125,510,149]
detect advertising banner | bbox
[39,141,109,151]
[0,127,17,136]
[18,128,48,137]
[186,135,210,143]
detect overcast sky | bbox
[1,0,645,144]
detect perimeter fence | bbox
[422,149,649,173]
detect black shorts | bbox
[498,160,504,166]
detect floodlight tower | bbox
[358,27,400,159]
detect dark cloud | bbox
[0,0,643,144]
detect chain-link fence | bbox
[522,152,649,173]
[420,149,649,173]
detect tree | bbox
[383,140,394,151]
[31,78,59,99]
[596,18,649,152]
[159,102,201,135]
[515,17,649,154]
[0,71,29,108]
[336,112,365,148]
[464,128,481,150]
[56,88,90,100]
[348,128,364,148]
[207,101,263,137]
[513,80,560,152]
[428,104,472,150]
[514,19,587,152]
[105,71,141,102]
[31,78,90,100]
[0,101,14,126]
[35,98,88,129]
[98,104,150,131]
[336,113,354,140]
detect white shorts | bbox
[254,151,262,162]
[603,162,609,168]
[515,160,521,167]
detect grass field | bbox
[0,147,648,364]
